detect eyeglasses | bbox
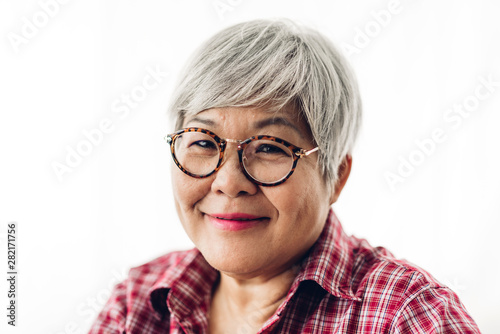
[165,127,319,186]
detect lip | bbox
[206,213,268,231]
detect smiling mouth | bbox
[214,217,267,221]
[206,213,269,231]
[209,212,268,220]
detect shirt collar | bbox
[148,249,219,321]
[148,208,359,320]
[293,209,360,301]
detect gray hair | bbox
[169,19,362,185]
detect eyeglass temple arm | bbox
[296,147,319,158]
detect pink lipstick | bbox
[206,213,268,231]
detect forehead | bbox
[183,106,312,139]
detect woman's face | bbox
[171,106,334,279]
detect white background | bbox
[1,0,499,333]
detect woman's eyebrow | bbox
[253,117,302,136]
[185,115,302,136]
[185,116,215,127]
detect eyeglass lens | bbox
[173,132,294,183]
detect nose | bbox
[210,145,258,197]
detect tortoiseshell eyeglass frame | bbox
[164,127,319,187]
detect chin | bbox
[198,241,268,276]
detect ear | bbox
[329,154,352,205]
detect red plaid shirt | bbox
[89,210,480,333]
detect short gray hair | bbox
[169,19,362,185]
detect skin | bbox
[171,106,352,333]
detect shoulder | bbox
[124,248,201,303]
[88,249,199,333]
[350,237,442,300]
[348,238,479,332]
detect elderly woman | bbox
[90,19,480,333]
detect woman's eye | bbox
[192,140,217,149]
[256,144,287,155]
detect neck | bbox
[209,266,299,332]
[222,267,296,307]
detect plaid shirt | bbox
[89,210,480,333]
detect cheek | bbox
[267,167,329,220]
[263,182,310,218]
[171,168,210,214]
